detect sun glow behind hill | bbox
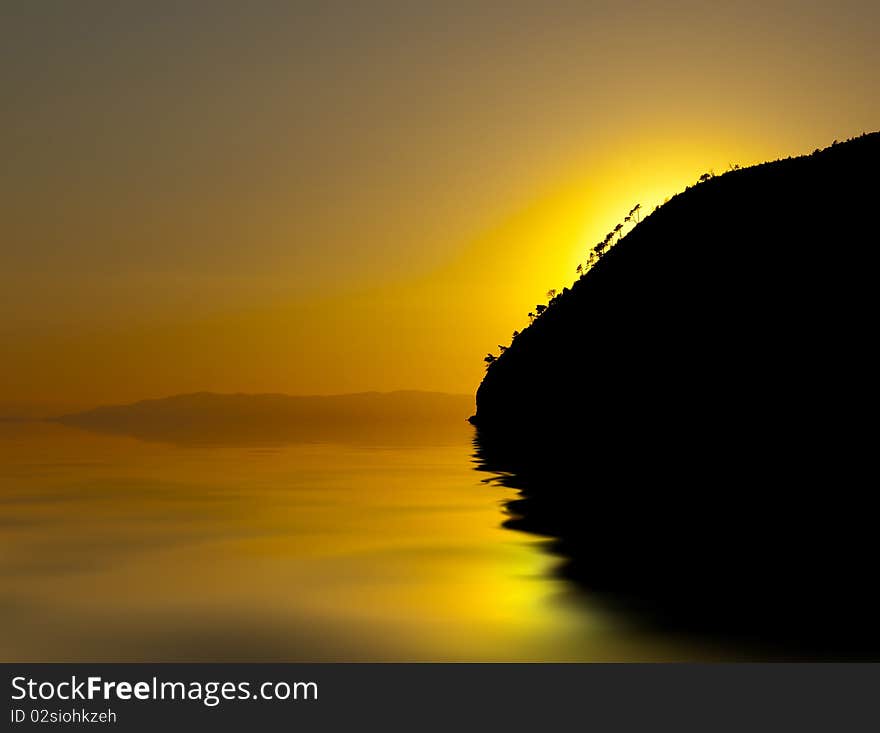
[0,136,838,409]
[2,2,878,407]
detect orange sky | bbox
[2,2,878,410]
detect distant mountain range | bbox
[55,391,475,446]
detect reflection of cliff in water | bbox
[473,430,880,659]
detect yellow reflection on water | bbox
[0,421,703,661]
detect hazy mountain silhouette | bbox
[55,391,473,447]
[472,133,880,655]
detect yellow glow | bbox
[0,137,819,407]
[3,2,878,408]
[0,421,701,661]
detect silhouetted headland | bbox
[472,133,880,655]
[55,391,474,446]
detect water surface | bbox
[1,420,706,661]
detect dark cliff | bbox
[472,133,880,653]
[474,133,877,481]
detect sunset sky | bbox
[2,1,877,411]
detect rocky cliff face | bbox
[473,133,878,484]
[471,134,880,651]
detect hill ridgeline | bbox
[473,133,877,476]
[470,133,880,651]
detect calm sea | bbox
[0,420,710,661]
